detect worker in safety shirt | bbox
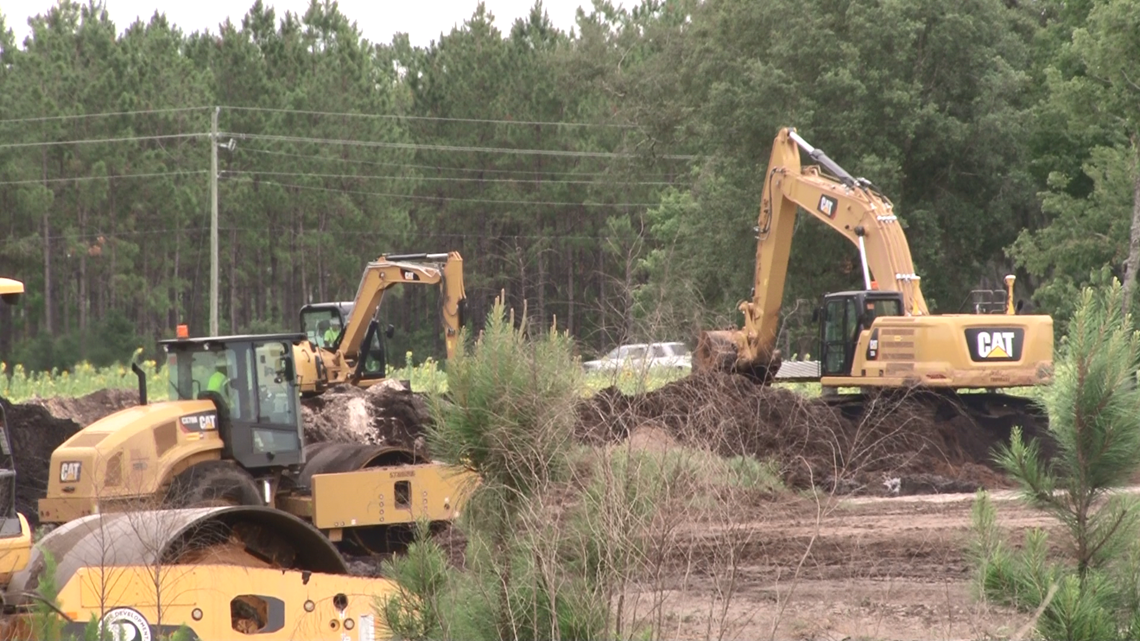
[324,321,340,346]
[206,352,234,409]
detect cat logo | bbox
[402,270,420,281]
[60,461,81,483]
[818,195,838,218]
[965,328,1024,362]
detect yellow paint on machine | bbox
[27,564,394,640]
[310,463,478,529]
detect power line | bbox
[0,132,206,150]
[0,107,209,126]
[229,132,696,160]
[0,170,207,186]
[237,146,677,179]
[254,179,660,208]
[221,105,637,129]
[0,226,640,246]
[225,169,679,187]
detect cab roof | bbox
[158,332,307,349]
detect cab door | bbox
[819,296,859,376]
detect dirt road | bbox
[638,488,1058,641]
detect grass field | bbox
[0,351,721,403]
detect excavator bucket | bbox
[694,329,781,384]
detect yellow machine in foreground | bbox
[37,329,477,555]
[1,278,437,640]
[696,127,1054,428]
[294,251,466,395]
[1,506,402,640]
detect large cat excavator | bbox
[695,127,1054,429]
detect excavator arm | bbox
[696,128,928,379]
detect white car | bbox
[583,342,692,373]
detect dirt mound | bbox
[0,396,83,525]
[301,380,434,452]
[624,422,678,453]
[29,388,139,427]
[577,371,1050,496]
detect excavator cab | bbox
[301,302,354,349]
[162,333,306,470]
[816,290,904,377]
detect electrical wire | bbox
[0,170,207,186]
[0,132,206,150]
[251,179,661,207]
[0,106,209,126]
[228,132,695,160]
[225,169,677,187]
[221,105,637,129]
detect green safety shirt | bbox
[207,371,229,397]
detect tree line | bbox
[1,0,1137,371]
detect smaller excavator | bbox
[293,251,466,395]
[695,127,1055,430]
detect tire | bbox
[164,461,263,508]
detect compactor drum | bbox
[0,507,398,640]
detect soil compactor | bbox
[696,127,1055,430]
[36,330,476,553]
[38,250,475,554]
[0,412,410,640]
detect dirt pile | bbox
[1,389,139,525]
[300,380,434,452]
[577,371,1050,496]
[29,388,140,427]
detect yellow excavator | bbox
[695,127,1055,429]
[293,251,466,395]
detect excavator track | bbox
[819,387,1049,443]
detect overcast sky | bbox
[4,0,600,48]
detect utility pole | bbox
[210,106,219,336]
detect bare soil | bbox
[628,489,1056,641]
[300,380,433,451]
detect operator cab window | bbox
[863,298,903,325]
[167,346,250,419]
[301,308,344,348]
[254,341,294,425]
